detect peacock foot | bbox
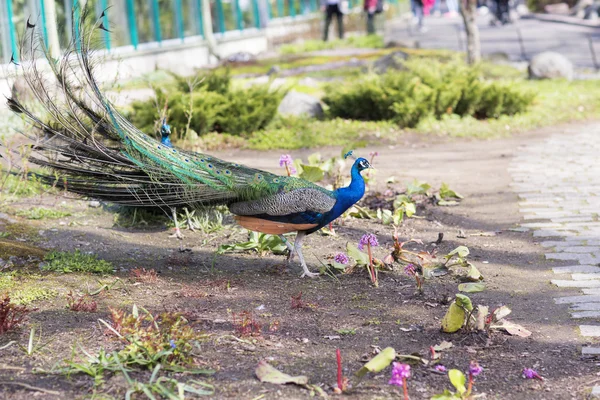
[300,265,320,279]
[169,227,185,239]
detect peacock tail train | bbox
[1,6,331,212]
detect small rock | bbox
[528,52,574,81]
[372,50,409,74]
[89,200,101,208]
[457,229,467,238]
[267,65,281,76]
[277,90,324,118]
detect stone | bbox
[555,295,600,304]
[553,265,600,274]
[573,311,600,318]
[528,52,574,81]
[277,91,324,118]
[571,303,600,311]
[267,65,281,76]
[582,347,600,355]
[551,279,600,288]
[580,325,600,336]
[372,51,409,74]
[572,273,600,280]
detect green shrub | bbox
[172,68,231,94]
[323,59,535,128]
[127,76,285,138]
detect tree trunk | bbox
[460,0,481,64]
[201,0,222,61]
[43,0,61,59]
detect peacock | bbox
[2,7,371,278]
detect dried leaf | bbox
[433,341,453,352]
[355,347,396,378]
[476,306,489,331]
[494,320,531,337]
[255,360,309,385]
[492,305,512,322]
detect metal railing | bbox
[1,0,405,64]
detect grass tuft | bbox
[42,250,114,274]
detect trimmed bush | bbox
[127,69,286,138]
[322,59,535,128]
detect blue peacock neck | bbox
[328,160,366,219]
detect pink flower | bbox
[358,233,379,251]
[523,368,543,380]
[404,264,416,276]
[434,365,447,372]
[279,154,297,175]
[388,362,410,387]
[469,360,483,377]
[334,253,349,265]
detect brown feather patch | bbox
[234,216,318,234]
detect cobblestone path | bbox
[510,125,600,396]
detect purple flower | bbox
[369,151,379,157]
[334,252,349,265]
[469,361,483,377]
[523,368,543,380]
[169,339,176,349]
[404,264,416,276]
[358,233,379,251]
[434,365,447,372]
[279,154,297,175]
[388,362,410,387]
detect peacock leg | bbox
[169,207,184,239]
[294,231,319,278]
[279,234,295,263]
[184,208,196,232]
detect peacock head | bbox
[355,157,371,172]
[160,119,171,138]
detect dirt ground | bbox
[0,123,598,399]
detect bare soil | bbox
[0,123,597,399]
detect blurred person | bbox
[365,0,378,34]
[445,0,459,17]
[413,0,425,31]
[322,0,344,41]
[494,0,510,23]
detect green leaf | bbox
[458,282,485,293]
[347,242,370,266]
[448,369,467,394]
[307,152,322,166]
[448,246,469,258]
[404,202,416,217]
[355,347,396,378]
[466,264,483,281]
[392,208,404,225]
[455,294,473,311]
[431,389,462,400]
[380,209,393,225]
[406,179,431,196]
[439,182,463,200]
[255,360,309,385]
[300,165,325,182]
[441,302,465,333]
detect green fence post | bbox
[277,0,284,17]
[215,0,226,33]
[175,0,184,41]
[234,0,243,30]
[73,0,82,51]
[125,0,139,49]
[289,0,296,17]
[196,0,205,36]
[39,0,49,48]
[310,0,317,12]
[6,0,18,62]
[151,0,162,43]
[252,0,260,28]
[100,0,111,50]
[267,0,272,19]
